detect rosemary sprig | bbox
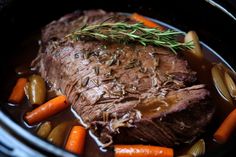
[66,22,194,54]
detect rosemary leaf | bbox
[66,22,194,54]
[93,66,100,75]
[81,77,90,87]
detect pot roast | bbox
[32,10,215,147]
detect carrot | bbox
[214,108,236,144]
[25,95,68,125]
[114,145,174,157]
[130,13,165,31]
[65,126,86,155]
[9,78,27,104]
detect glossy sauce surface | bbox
[1,15,236,157]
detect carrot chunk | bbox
[130,13,165,30]
[9,78,27,104]
[214,108,236,144]
[25,95,68,125]
[65,126,86,155]
[115,144,174,157]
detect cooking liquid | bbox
[1,16,236,157]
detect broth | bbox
[1,14,236,157]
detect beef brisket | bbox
[32,10,214,147]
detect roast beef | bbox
[32,10,214,147]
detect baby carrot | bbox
[115,144,174,157]
[130,13,165,31]
[9,78,27,104]
[214,108,236,144]
[65,126,86,155]
[25,95,68,125]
